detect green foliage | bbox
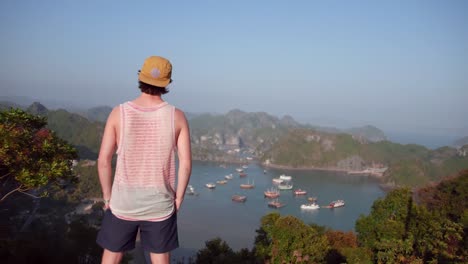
[356,183,466,263]
[72,162,102,199]
[45,109,104,159]
[417,170,468,222]
[195,237,258,264]
[384,159,429,187]
[356,188,413,249]
[262,128,468,187]
[409,206,463,262]
[255,213,329,263]
[339,247,373,264]
[0,108,77,202]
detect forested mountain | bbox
[26,102,104,159]
[262,128,468,187]
[81,106,113,122]
[2,100,466,187]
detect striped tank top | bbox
[110,101,176,221]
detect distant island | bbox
[1,100,467,188]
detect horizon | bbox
[1,1,467,144]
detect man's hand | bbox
[175,198,183,212]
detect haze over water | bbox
[174,161,384,255]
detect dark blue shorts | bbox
[96,210,179,253]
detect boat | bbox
[264,188,280,199]
[240,178,255,189]
[329,200,345,208]
[186,185,197,195]
[279,174,292,181]
[307,196,318,202]
[225,174,233,180]
[231,195,247,203]
[205,183,216,189]
[323,200,345,208]
[239,172,247,177]
[236,168,244,173]
[294,189,307,195]
[242,165,249,169]
[300,203,320,210]
[268,199,285,208]
[272,178,284,184]
[278,182,293,190]
[216,180,227,185]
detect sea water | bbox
[171,161,385,257]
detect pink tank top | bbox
[110,101,176,221]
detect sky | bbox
[1,0,467,146]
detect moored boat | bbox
[239,172,247,177]
[268,199,285,208]
[300,203,320,210]
[205,183,216,189]
[225,174,233,180]
[236,168,244,173]
[330,200,345,208]
[240,178,255,189]
[278,182,293,190]
[186,185,196,195]
[216,180,227,185]
[232,195,247,203]
[264,188,280,198]
[294,189,307,195]
[324,200,345,208]
[279,174,292,181]
[272,178,284,184]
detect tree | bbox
[195,237,237,264]
[355,188,415,263]
[0,108,77,202]
[255,213,329,263]
[409,206,463,263]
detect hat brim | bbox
[139,73,171,88]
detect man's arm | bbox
[97,106,119,208]
[174,109,192,212]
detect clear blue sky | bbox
[1,0,467,141]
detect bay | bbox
[172,161,385,257]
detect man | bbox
[96,56,192,264]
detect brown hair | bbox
[138,81,169,95]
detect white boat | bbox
[278,183,293,190]
[294,189,307,195]
[272,178,284,184]
[300,203,320,210]
[328,200,345,208]
[236,168,244,173]
[205,183,216,189]
[242,165,249,169]
[186,185,196,195]
[225,174,233,180]
[279,174,292,181]
[216,180,228,185]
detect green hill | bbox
[262,128,468,187]
[26,102,104,159]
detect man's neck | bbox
[133,93,165,107]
